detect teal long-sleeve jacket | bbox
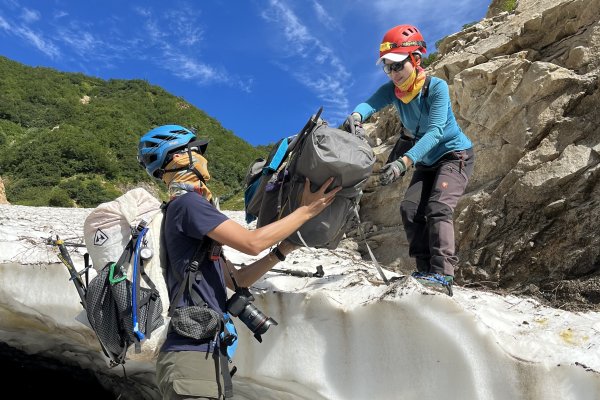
[353,76,472,166]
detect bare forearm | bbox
[233,251,283,287]
[211,206,312,255]
[226,241,297,288]
[209,177,340,256]
[243,208,312,253]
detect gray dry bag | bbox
[245,108,375,249]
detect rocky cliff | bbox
[357,0,600,310]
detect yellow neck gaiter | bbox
[394,66,426,104]
[161,150,213,201]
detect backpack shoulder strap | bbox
[422,75,432,99]
[386,75,433,164]
[170,238,213,315]
[162,199,216,316]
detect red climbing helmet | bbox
[377,24,427,64]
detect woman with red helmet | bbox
[349,24,475,296]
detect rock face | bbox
[357,0,600,309]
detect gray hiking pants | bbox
[157,350,226,400]
[400,148,474,276]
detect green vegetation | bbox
[0,56,267,209]
[462,21,477,30]
[422,52,439,68]
[502,0,517,12]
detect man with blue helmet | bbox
[138,124,340,399]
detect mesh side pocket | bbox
[171,305,222,340]
[111,279,164,343]
[85,265,128,359]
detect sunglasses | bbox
[383,58,411,74]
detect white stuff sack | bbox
[83,187,170,361]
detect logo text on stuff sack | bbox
[94,229,108,246]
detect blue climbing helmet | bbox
[138,125,205,179]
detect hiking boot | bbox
[411,272,454,297]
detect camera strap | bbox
[222,253,243,292]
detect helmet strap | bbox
[161,146,207,184]
[186,146,207,184]
[409,53,419,68]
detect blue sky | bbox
[0,0,488,146]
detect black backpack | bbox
[84,221,164,367]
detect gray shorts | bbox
[156,351,226,400]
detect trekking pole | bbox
[46,235,88,308]
[46,237,124,370]
[353,209,390,285]
[271,265,324,278]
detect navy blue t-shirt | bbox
[160,191,229,352]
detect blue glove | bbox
[380,159,407,185]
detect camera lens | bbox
[237,302,278,335]
[227,290,278,341]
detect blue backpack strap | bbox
[217,313,237,398]
[264,138,289,173]
[131,225,147,344]
[221,313,238,360]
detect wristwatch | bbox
[271,246,286,261]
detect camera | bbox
[226,287,278,342]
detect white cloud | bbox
[52,20,138,67]
[15,25,60,58]
[133,6,151,18]
[1,0,19,9]
[0,5,60,58]
[0,15,10,31]
[262,0,311,51]
[53,10,69,19]
[0,7,58,58]
[57,28,101,57]
[261,0,352,124]
[20,7,39,23]
[164,52,223,82]
[162,51,252,93]
[134,7,252,92]
[164,7,204,47]
[370,0,487,50]
[312,0,341,31]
